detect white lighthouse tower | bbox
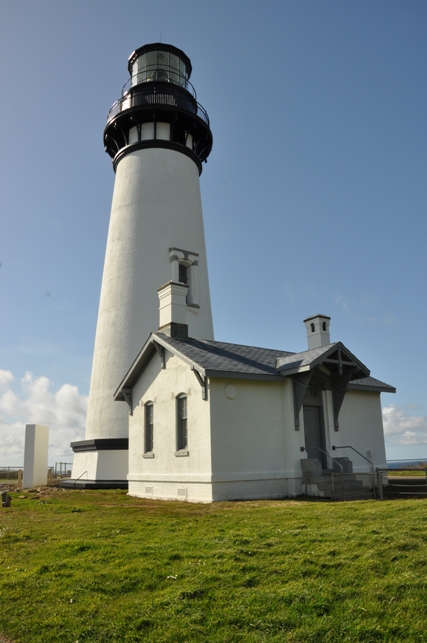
[69,44,214,487]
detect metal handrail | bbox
[304,446,344,474]
[303,447,345,500]
[107,85,210,126]
[376,469,384,500]
[332,445,374,472]
[73,470,88,489]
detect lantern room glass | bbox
[130,50,189,89]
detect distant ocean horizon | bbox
[387,460,427,470]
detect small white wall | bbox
[331,390,387,471]
[71,450,129,482]
[127,350,212,502]
[23,424,49,488]
[209,378,303,500]
[70,451,98,482]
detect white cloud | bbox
[0,369,14,390]
[0,370,87,466]
[383,404,427,446]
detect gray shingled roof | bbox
[156,333,294,375]
[348,376,396,393]
[115,332,396,398]
[155,335,394,392]
[275,343,337,371]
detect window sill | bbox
[143,452,155,459]
[175,450,189,457]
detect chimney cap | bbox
[303,313,331,323]
[157,280,188,293]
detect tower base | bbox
[61,439,129,489]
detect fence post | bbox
[376,469,383,501]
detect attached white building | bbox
[114,284,395,502]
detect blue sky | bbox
[0,0,426,464]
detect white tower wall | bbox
[69,43,214,487]
[85,146,213,443]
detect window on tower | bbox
[169,248,200,308]
[179,263,188,285]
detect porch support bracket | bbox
[293,372,313,430]
[330,366,359,430]
[122,388,133,416]
[153,341,166,369]
[192,367,208,400]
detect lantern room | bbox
[128,44,193,91]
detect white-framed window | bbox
[169,247,199,307]
[176,394,188,452]
[144,402,154,454]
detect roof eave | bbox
[114,334,157,400]
[348,382,396,394]
[205,370,285,382]
[114,333,208,401]
[153,334,206,374]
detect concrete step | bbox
[308,474,374,500]
[332,485,373,500]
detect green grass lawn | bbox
[1,488,427,642]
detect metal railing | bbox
[1,463,72,486]
[53,462,72,478]
[303,447,345,499]
[301,448,386,500]
[0,467,22,481]
[122,66,197,99]
[303,447,344,473]
[332,445,374,472]
[106,82,210,127]
[376,469,385,500]
[73,470,88,489]
[377,465,427,498]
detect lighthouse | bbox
[69,44,214,487]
